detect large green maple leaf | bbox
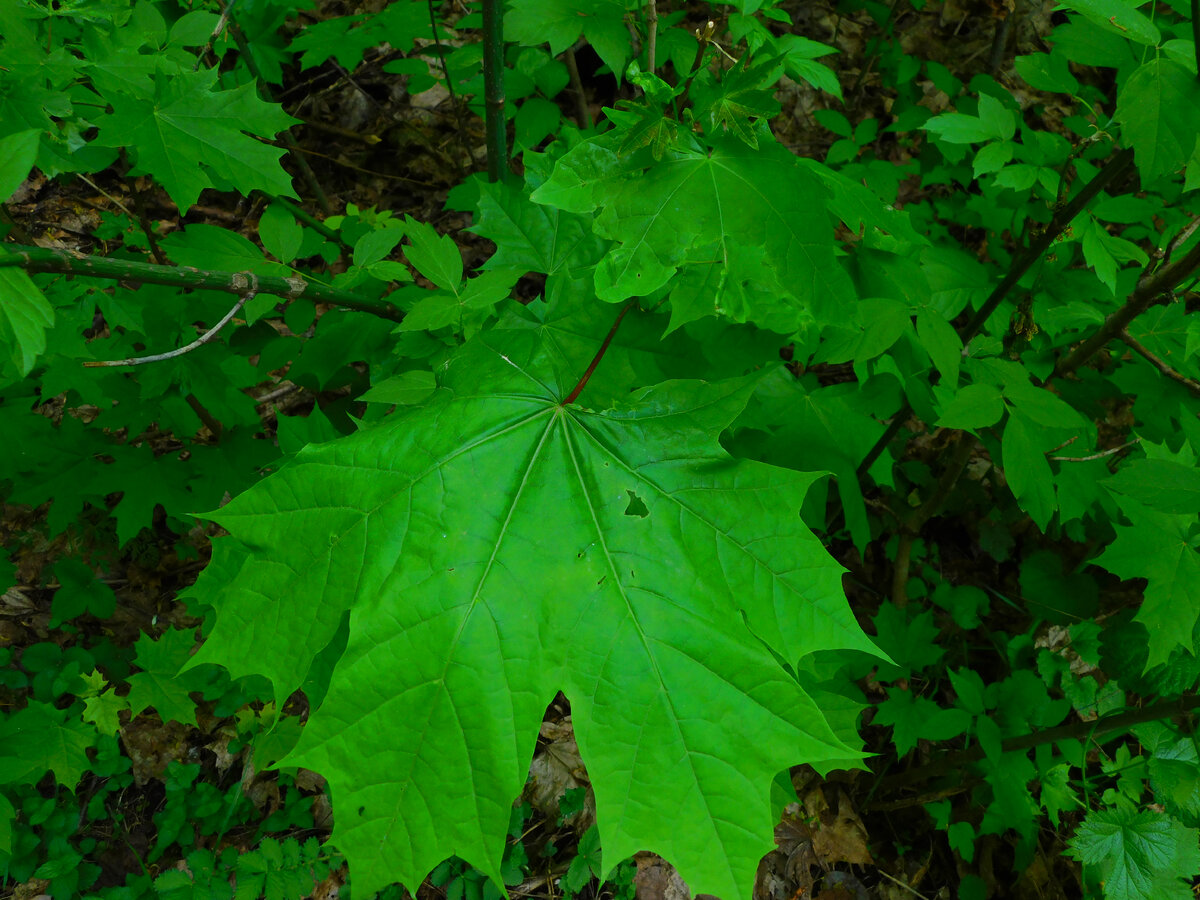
[187,326,880,898]
[96,68,298,212]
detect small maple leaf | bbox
[695,57,782,149]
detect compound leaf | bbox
[187,327,880,900]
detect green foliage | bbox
[3,0,1200,898]
[186,330,876,897]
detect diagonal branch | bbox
[855,148,1137,479]
[1053,237,1200,379]
[871,693,1200,799]
[1118,328,1200,398]
[84,280,256,367]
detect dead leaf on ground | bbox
[524,718,595,831]
[121,715,190,785]
[633,853,719,900]
[800,785,873,866]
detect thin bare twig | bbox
[1051,438,1141,462]
[1119,328,1200,398]
[84,278,256,367]
[76,174,135,221]
[875,869,934,900]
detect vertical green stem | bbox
[481,0,508,182]
[1193,0,1199,83]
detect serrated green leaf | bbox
[362,370,438,405]
[1056,0,1161,46]
[97,69,299,212]
[0,129,39,202]
[1096,496,1200,668]
[505,0,631,81]
[186,328,880,900]
[126,629,202,726]
[1115,59,1200,184]
[923,95,1013,145]
[693,57,782,149]
[874,689,966,755]
[1014,52,1080,94]
[472,178,609,276]
[972,142,1014,178]
[353,227,406,269]
[915,308,962,385]
[1068,808,1200,900]
[260,203,304,265]
[403,217,464,292]
[0,700,97,787]
[936,383,1004,430]
[0,267,54,377]
[538,132,853,324]
[1001,412,1056,530]
[1105,458,1200,515]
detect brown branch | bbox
[563,303,633,405]
[1054,236,1200,379]
[1118,328,1200,398]
[856,148,1137,479]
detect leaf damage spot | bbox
[624,490,650,518]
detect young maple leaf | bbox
[693,57,783,150]
[185,327,883,900]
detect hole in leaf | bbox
[624,490,649,518]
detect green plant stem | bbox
[1054,236,1200,379]
[119,157,168,264]
[872,693,1200,798]
[1193,0,1200,83]
[0,246,405,321]
[257,192,349,251]
[563,303,633,405]
[481,0,507,181]
[855,147,1136,479]
[216,0,332,214]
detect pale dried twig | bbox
[84,275,257,367]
